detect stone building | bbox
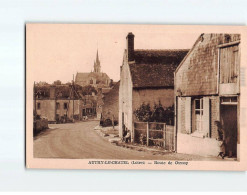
[119,32,189,140]
[34,83,96,123]
[75,50,111,89]
[175,34,240,159]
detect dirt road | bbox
[34,121,221,160]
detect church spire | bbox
[94,49,101,73]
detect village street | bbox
[34,121,223,161]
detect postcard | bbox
[26,24,247,170]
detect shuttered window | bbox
[220,45,239,84]
[192,97,211,137]
[177,97,182,133]
[185,97,191,134]
[203,97,210,137]
[195,98,203,132]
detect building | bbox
[174,34,240,158]
[96,87,112,119]
[119,32,189,141]
[101,81,120,124]
[34,83,97,123]
[75,50,112,89]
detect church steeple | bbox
[94,49,101,73]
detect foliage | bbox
[134,102,174,125]
[133,103,153,122]
[80,85,98,96]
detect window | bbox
[37,102,41,110]
[220,44,239,84]
[64,103,68,109]
[56,102,60,109]
[221,97,238,105]
[195,98,203,132]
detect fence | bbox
[133,121,174,151]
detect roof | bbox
[75,72,110,83]
[174,34,203,74]
[102,88,112,94]
[130,49,189,88]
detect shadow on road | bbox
[34,127,58,140]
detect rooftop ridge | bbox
[134,49,190,51]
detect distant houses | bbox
[174,34,240,158]
[34,49,115,123]
[119,32,188,141]
[34,83,97,123]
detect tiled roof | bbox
[130,49,189,88]
[75,72,109,82]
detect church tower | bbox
[94,50,101,73]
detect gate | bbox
[133,121,174,151]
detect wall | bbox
[35,99,81,121]
[102,82,119,122]
[175,34,240,97]
[35,100,56,121]
[56,99,81,119]
[119,51,133,138]
[177,133,221,156]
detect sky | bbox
[26,24,200,83]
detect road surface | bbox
[34,121,221,160]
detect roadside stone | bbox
[94,125,102,130]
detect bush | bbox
[134,102,174,125]
[101,118,118,127]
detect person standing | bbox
[215,121,226,159]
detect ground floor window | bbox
[64,103,68,109]
[194,98,203,132]
[37,102,41,110]
[56,102,60,109]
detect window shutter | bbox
[185,97,191,134]
[177,97,182,133]
[203,97,210,137]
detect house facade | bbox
[34,84,97,122]
[119,32,188,141]
[175,34,240,159]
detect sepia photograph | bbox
[25,24,246,170]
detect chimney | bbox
[126,32,135,62]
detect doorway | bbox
[220,102,238,158]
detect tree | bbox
[81,85,97,96]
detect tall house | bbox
[175,34,240,159]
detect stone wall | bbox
[102,82,119,122]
